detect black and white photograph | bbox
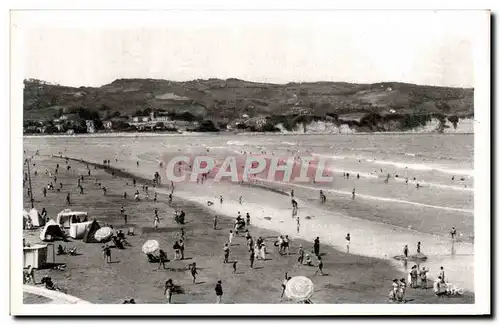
[9,7,491,316]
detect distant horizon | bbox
[24,76,475,89]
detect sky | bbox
[17,10,488,88]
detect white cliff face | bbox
[275,118,473,134]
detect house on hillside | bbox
[103,121,113,130]
[85,120,95,133]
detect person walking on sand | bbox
[213,215,218,230]
[398,278,406,302]
[314,256,324,276]
[179,240,185,260]
[246,212,251,226]
[280,273,290,300]
[223,243,230,263]
[153,214,160,230]
[190,262,198,283]
[439,266,445,283]
[419,266,428,289]
[220,195,224,204]
[164,279,174,303]
[173,241,181,260]
[417,241,422,254]
[390,279,399,301]
[249,250,255,268]
[296,217,300,234]
[283,235,290,255]
[43,187,47,197]
[403,245,409,258]
[154,193,157,203]
[232,260,238,274]
[124,214,128,224]
[450,227,457,240]
[260,243,267,261]
[120,207,124,216]
[345,233,351,253]
[297,245,304,265]
[239,196,243,205]
[352,188,356,200]
[313,237,320,256]
[228,230,234,245]
[215,280,223,303]
[66,193,71,205]
[102,244,111,263]
[410,265,418,288]
[158,250,168,270]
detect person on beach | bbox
[290,190,294,198]
[248,247,256,268]
[439,266,445,283]
[346,173,350,179]
[120,207,124,215]
[417,241,422,254]
[215,280,223,304]
[280,273,290,300]
[313,237,320,256]
[232,260,238,274]
[60,182,63,190]
[158,250,168,270]
[345,233,351,253]
[179,240,185,260]
[102,244,111,263]
[168,193,173,204]
[154,193,157,203]
[352,188,356,200]
[403,245,409,258]
[297,245,304,264]
[43,187,47,197]
[319,190,326,204]
[190,262,198,283]
[223,243,230,263]
[450,227,457,240]
[213,215,218,230]
[173,241,181,260]
[296,217,300,234]
[66,193,71,205]
[314,256,324,276]
[260,243,267,260]
[103,187,107,195]
[291,199,298,216]
[390,279,399,301]
[283,235,290,255]
[133,178,136,186]
[419,266,428,288]
[410,265,418,288]
[220,195,224,204]
[229,230,234,245]
[433,276,445,296]
[137,161,139,167]
[239,196,243,205]
[164,279,174,303]
[398,278,406,302]
[153,214,160,230]
[246,212,251,226]
[357,173,360,179]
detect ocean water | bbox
[24,133,474,291]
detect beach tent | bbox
[82,220,101,243]
[39,219,65,242]
[29,208,44,227]
[23,244,48,268]
[69,221,92,239]
[56,209,88,229]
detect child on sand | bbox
[228,230,234,245]
[345,233,351,253]
[223,243,230,263]
[164,279,174,303]
[190,262,198,283]
[297,245,304,264]
[232,260,238,274]
[314,256,324,276]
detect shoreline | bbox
[51,154,474,302]
[24,131,474,139]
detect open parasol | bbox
[142,239,160,254]
[94,227,113,242]
[285,276,314,303]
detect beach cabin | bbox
[56,209,88,229]
[23,244,48,268]
[69,221,93,239]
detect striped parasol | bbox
[285,276,314,302]
[94,227,113,242]
[142,240,160,255]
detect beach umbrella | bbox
[285,276,314,302]
[142,240,160,255]
[94,227,113,242]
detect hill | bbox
[23,78,474,133]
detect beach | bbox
[22,133,474,303]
